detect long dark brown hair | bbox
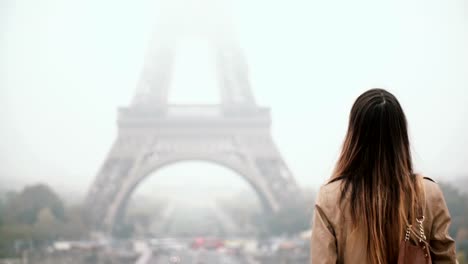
[331,88,423,263]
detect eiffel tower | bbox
[84,0,302,232]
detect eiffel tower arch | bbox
[84,0,302,233]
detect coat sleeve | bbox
[428,184,457,263]
[311,189,338,264]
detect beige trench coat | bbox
[310,176,457,263]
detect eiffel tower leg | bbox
[84,136,144,232]
[100,153,284,234]
[85,134,301,234]
[236,136,303,211]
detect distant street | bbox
[148,248,255,264]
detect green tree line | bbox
[0,184,87,257]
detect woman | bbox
[310,89,457,263]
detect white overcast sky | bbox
[1,0,467,199]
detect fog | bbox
[1,0,467,201]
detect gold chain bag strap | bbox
[397,210,432,264]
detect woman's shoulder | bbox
[418,175,448,215]
[314,179,345,228]
[316,179,343,208]
[420,175,443,199]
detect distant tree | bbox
[458,228,468,243]
[0,191,17,225]
[459,252,467,264]
[439,183,468,238]
[0,198,4,226]
[263,200,312,237]
[0,183,90,257]
[438,181,468,260]
[0,224,34,257]
[3,184,65,225]
[32,207,61,241]
[60,205,88,239]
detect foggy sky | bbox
[1,0,467,199]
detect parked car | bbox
[190,237,224,250]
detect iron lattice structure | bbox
[84,0,302,232]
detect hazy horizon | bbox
[1,0,468,203]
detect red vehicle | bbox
[191,237,224,250]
